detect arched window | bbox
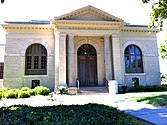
[25,44,47,75]
[124,45,143,73]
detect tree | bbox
[142,0,167,29]
[1,0,4,3]
[159,34,167,59]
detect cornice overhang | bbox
[122,26,159,33]
[1,23,53,32]
[52,20,125,30]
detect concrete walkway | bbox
[109,97,167,125]
[0,94,167,125]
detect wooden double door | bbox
[77,44,98,86]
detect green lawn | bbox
[124,92,167,106]
[0,103,141,125]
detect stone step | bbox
[78,87,108,95]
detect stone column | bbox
[104,34,113,80]
[55,32,67,87]
[68,33,75,86]
[112,34,123,83]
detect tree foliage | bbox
[1,0,4,3]
[159,34,167,59]
[142,0,167,29]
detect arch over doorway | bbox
[77,44,98,86]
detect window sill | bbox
[125,73,146,76]
[23,75,48,78]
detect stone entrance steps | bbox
[78,87,108,95]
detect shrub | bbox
[128,85,167,92]
[0,87,8,99]
[145,86,155,92]
[128,85,146,92]
[21,87,31,91]
[18,90,30,98]
[3,89,20,99]
[34,86,50,96]
[29,89,35,96]
[58,86,67,94]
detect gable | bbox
[55,5,123,22]
[68,13,107,21]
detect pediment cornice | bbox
[54,5,123,22]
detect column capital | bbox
[104,34,111,38]
[59,32,67,37]
[112,33,120,38]
[68,33,74,37]
[54,32,67,38]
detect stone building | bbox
[1,5,160,91]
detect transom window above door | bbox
[124,45,143,73]
[77,44,96,55]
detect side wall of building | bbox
[3,28,55,90]
[122,31,161,86]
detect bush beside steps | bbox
[0,86,50,99]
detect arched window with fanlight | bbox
[25,44,47,75]
[124,45,143,73]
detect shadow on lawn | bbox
[0,103,141,125]
[135,94,167,106]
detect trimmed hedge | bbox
[21,87,31,91]
[34,86,50,96]
[0,88,7,99]
[29,89,35,96]
[128,85,167,92]
[0,103,141,125]
[0,86,50,99]
[3,89,20,99]
[18,90,30,98]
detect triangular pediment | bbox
[55,5,123,22]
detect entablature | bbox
[52,20,124,30]
[122,26,159,33]
[2,24,53,33]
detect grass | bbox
[124,92,167,106]
[0,103,141,125]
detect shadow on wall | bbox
[0,80,3,88]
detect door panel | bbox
[88,58,97,86]
[77,45,97,86]
[78,56,86,86]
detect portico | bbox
[51,5,125,87]
[54,34,123,87]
